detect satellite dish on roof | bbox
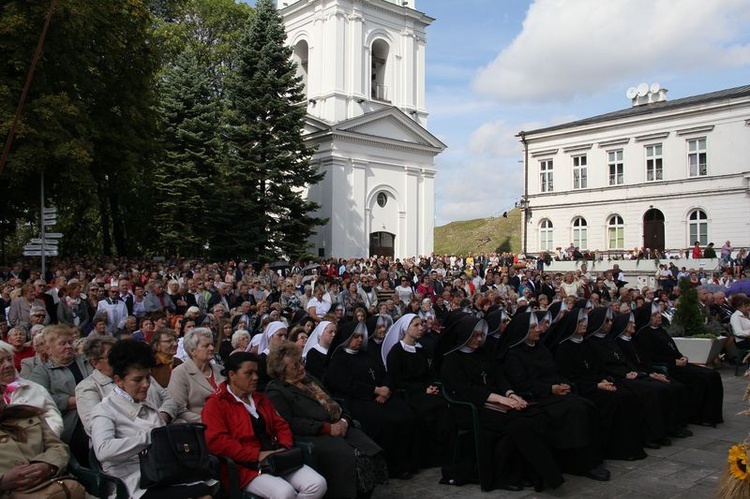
[650,82,661,93]
[626,87,638,99]
[637,83,649,97]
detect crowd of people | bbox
[0,251,745,496]
[545,239,748,266]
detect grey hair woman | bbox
[167,327,225,423]
[231,329,251,354]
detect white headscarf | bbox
[258,321,287,356]
[302,320,332,360]
[380,313,418,370]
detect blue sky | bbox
[248,0,750,225]
[424,0,750,225]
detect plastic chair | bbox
[87,448,130,499]
[435,381,483,485]
[67,453,103,497]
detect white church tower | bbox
[277,0,445,259]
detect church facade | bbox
[519,85,750,257]
[277,0,445,259]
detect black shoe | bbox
[624,452,648,461]
[644,440,661,449]
[670,427,693,438]
[656,437,672,446]
[584,465,610,482]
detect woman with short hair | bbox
[149,328,183,388]
[5,327,34,372]
[91,340,217,499]
[29,325,93,465]
[77,335,179,436]
[167,328,224,422]
[231,329,252,355]
[203,351,326,499]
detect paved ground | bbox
[373,365,747,498]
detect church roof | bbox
[520,84,750,136]
[304,107,447,154]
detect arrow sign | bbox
[29,238,59,245]
[42,220,56,226]
[44,232,63,238]
[43,207,57,214]
[23,250,58,257]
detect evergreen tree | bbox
[220,0,325,260]
[672,278,708,336]
[153,46,222,256]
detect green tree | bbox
[1,0,160,257]
[220,0,324,260]
[154,0,252,98]
[671,278,709,337]
[153,46,222,256]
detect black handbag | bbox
[259,447,304,476]
[139,423,213,488]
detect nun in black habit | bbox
[554,308,648,461]
[541,300,569,352]
[365,314,392,368]
[633,302,724,426]
[382,313,456,467]
[323,319,420,478]
[483,308,510,359]
[437,314,564,492]
[607,311,691,443]
[302,320,336,380]
[502,311,611,480]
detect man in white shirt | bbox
[97,285,128,334]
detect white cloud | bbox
[435,120,527,224]
[474,0,750,103]
[468,120,522,157]
[435,113,585,225]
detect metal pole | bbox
[519,131,529,255]
[41,171,45,278]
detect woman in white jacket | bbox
[91,340,217,499]
[0,341,63,437]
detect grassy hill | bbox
[434,208,522,255]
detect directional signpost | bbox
[24,174,63,276]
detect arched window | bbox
[572,217,587,249]
[371,39,390,102]
[688,209,708,246]
[539,219,553,251]
[607,215,624,250]
[292,40,309,97]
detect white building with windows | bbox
[519,85,750,257]
[277,0,445,259]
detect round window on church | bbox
[376,192,388,208]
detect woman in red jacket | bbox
[203,352,327,499]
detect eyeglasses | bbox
[159,338,177,344]
[32,314,46,318]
